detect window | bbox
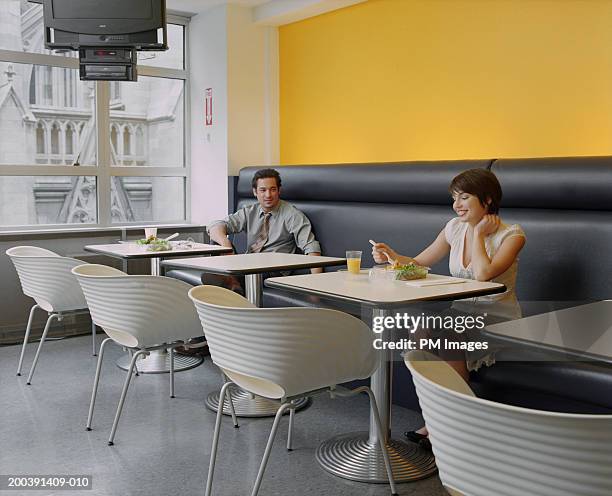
[110,76,184,168]
[36,122,45,154]
[110,125,119,157]
[137,23,184,70]
[0,2,189,229]
[123,127,131,158]
[110,81,121,102]
[50,122,60,155]
[0,176,97,226]
[43,66,53,104]
[135,127,144,157]
[114,176,185,223]
[65,124,74,156]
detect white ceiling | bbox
[168,0,366,25]
[167,0,268,16]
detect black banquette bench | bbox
[167,156,612,414]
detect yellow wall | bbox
[279,0,612,164]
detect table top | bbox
[483,300,612,363]
[160,252,346,275]
[265,270,505,307]
[84,242,232,259]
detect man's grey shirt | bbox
[208,200,321,255]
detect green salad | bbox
[136,236,172,251]
[391,262,429,281]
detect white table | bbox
[162,252,346,307]
[161,252,347,417]
[265,269,505,484]
[84,242,232,276]
[84,242,232,373]
[483,300,612,363]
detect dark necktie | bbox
[249,212,272,253]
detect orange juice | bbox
[347,258,361,274]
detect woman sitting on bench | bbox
[372,168,526,445]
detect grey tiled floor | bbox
[0,335,448,496]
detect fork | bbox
[369,239,397,266]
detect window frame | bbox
[0,12,191,232]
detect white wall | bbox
[189,4,278,223]
[189,5,229,225]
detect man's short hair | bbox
[252,168,282,189]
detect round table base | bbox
[315,431,437,483]
[115,352,204,374]
[205,386,310,418]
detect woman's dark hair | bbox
[449,169,502,214]
[252,168,282,189]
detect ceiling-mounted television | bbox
[42,0,167,51]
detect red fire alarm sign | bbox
[205,88,213,126]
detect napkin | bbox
[405,276,465,287]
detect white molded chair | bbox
[72,264,209,445]
[188,285,397,496]
[405,350,612,496]
[6,246,97,384]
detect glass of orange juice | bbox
[346,251,362,274]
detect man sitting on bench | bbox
[207,167,323,293]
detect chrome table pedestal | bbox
[116,349,203,374]
[315,309,437,482]
[316,432,436,482]
[265,271,504,484]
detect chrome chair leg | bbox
[86,337,113,431]
[364,387,398,496]
[91,320,97,356]
[108,349,149,446]
[287,400,296,451]
[251,402,293,496]
[17,304,39,376]
[128,348,139,376]
[26,312,59,385]
[205,381,234,496]
[169,345,175,398]
[218,373,239,427]
[329,386,398,495]
[221,376,239,428]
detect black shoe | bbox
[404,430,432,450]
[175,338,210,357]
[175,346,210,357]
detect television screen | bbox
[52,0,154,20]
[42,0,167,50]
